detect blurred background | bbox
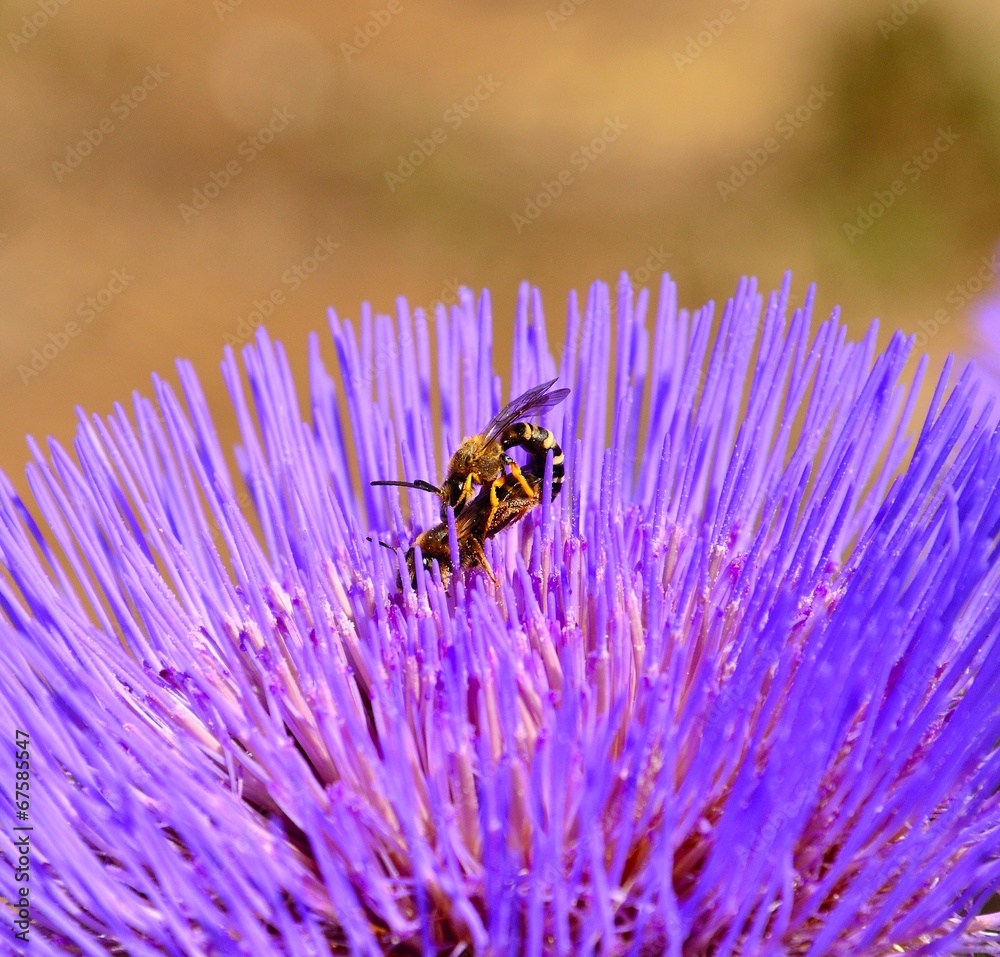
[2,0,1000,493]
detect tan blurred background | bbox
[2,0,1000,495]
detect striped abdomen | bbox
[500,423,565,500]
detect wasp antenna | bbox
[366,534,398,552]
[370,479,441,495]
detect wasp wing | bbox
[449,491,497,543]
[480,378,570,446]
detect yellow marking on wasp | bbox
[461,473,476,505]
[507,459,535,498]
[482,480,502,543]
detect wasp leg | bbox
[457,472,477,510]
[502,454,536,499]
[479,477,502,534]
[468,535,498,585]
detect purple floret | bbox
[1,274,999,955]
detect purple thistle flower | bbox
[2,273,1000,955]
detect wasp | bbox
[384,469,542,589]
[372,378,569,523]
[410,471,541,587]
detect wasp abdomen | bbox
[500,423,565,500]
